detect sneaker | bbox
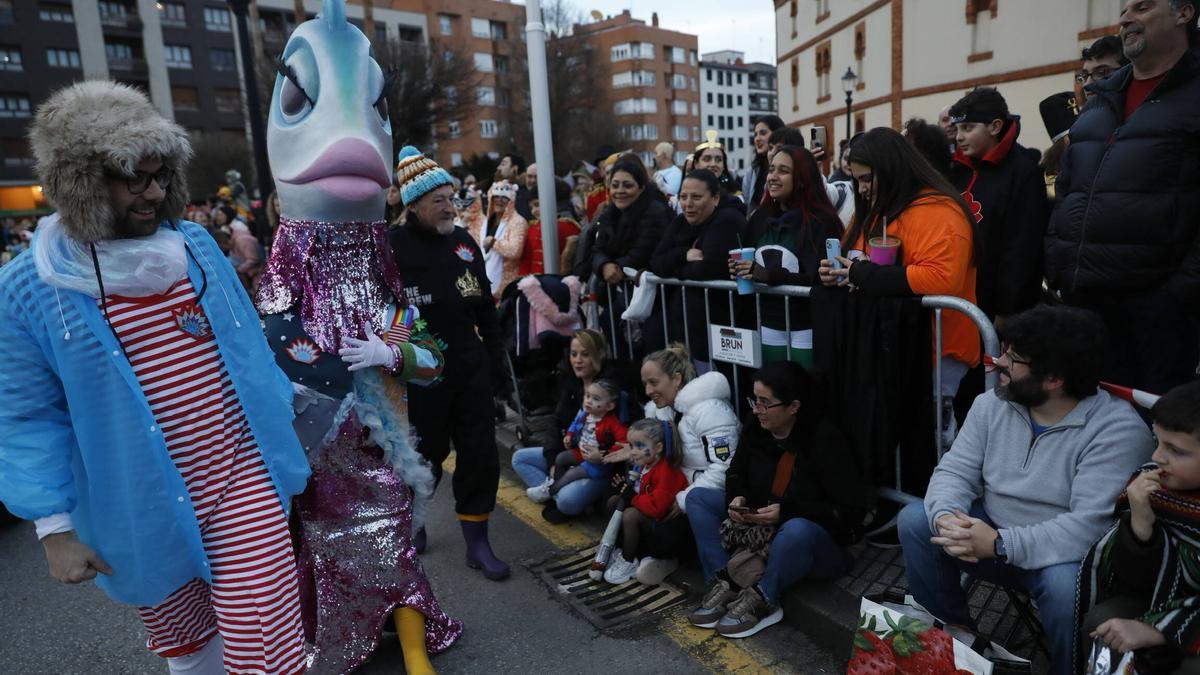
[688,578,739,628]
[541,504,570,524]
[636,557,679,586]
[716,586,783,639]
[603,551,639,584]
[526,478,552,503]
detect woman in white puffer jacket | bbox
[604,344,742,585]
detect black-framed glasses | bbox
[119,167,174,195]
[999,348,1031,366]
[746,397,786,412]
[1076,66,1116,84]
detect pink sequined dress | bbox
[260,217,462,673]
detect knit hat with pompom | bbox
[395,145,454,206]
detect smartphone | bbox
[729,504,752,513]
[810,125,828,150]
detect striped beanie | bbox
[396,145,454,206]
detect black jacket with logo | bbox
[1046,49,1200,310]
[949,117,1050,319]
[389,218,504,387]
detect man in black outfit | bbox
[390,146,510,580]
[1046,0,1200,396]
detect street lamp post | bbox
[841,67,858,145]
[227,0,273,240]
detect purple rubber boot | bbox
[460,519,510,581]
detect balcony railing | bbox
[107,57,148,74]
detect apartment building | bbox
[575,10,700,168]
[745,61,778,128]
[0,0,426,212]
[700,50,756,174]
[775,0,1122,156]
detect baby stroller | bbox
[497,274,585,443]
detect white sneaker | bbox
[603,551,639,584]
[526,478,552,503]
[635,557,679,585]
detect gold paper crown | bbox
[694,130,722,152]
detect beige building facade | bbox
[775,0,1125,155]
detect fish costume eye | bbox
[276,49,318,123]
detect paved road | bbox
[0,451,844,674]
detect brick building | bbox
[574,10,701,168]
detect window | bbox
[0,0,12,23]
[171,85,198,110]
[46,48,80,68]
[691,77,697,91]
[966,0,996,56]
[494,55,509,74]
[163,44,192,69]
[671,73,687,89]
[672,124,688,141]
[706,69,712,81]
[738,116,744,128]
[451,152,463,167]
[209,48,235,72]
[480,119,498,139]
[675,150,688,165]
[2,138,33,166]
[0,46,21,71]
[0,94,32,118]
[706,92,713,104]
[613,98,657,115]
[497,88,510,107]
[617,124,658,141]
[612,70,655,88]
[815,42,832,99]
[719,93,726,107]
[816,0,830,19]
[693,127,700,141]
[98,1,130,23]
[448,121,461,138]
[689,50,697,66]
[611,44,629,62]
[38,1,73,21]
[215,88,240,113]
[855,23,866,83]
[707,115,713,126]
[106,41,134,62]
[718,116,725,130]
[736,73,742,85]
[611,42,653,62]
[476,86,495,106]
[490,20,507,41]
[473,52,493,72]
[691,102,699,116]
[738,95,744,106]
[671,100,687,115]
[438,14,452,36]
[717,70,724,86]
[668,46,685,63]
[445,86,457,104]
[471,17,489,38]
[203,6,231,32]
[159,2,185,27]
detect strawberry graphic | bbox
[848,615,896,675]
[884,614,956,675]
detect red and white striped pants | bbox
[137,450,306,674]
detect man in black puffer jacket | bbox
[1046,0,1200,395]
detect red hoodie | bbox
[631,459,688,521]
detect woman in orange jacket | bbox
[818,128,980,403]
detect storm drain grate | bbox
[531,546,690,630]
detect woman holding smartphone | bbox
[683,362,871,639]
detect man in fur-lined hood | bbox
[0,80,311,673]
[31,80,192,242]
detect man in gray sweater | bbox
[898,305,1155,675]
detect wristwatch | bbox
[993,532,1008,561]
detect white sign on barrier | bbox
[709,325,762,368]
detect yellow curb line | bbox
[442,452,774,674]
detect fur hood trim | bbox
[674,371,732,415]
[30,81,193,243]
[518,274,582,327]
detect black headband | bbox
[949,111,1004,125]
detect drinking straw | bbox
[881,216,888,245]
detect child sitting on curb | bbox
[527,380,627,503]
[1078,379,1200,673]
[602,418,688,585]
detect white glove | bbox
[339,328,396,372]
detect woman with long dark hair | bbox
[742,115,785,213]
[818,127,980,401]
[731,146,842,366]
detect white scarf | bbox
[33,214,188,298]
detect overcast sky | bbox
[564,1,778,65]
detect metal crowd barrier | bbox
[585,272,1002,505]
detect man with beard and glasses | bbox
[1046,0,1200,397]
[896,305,1154,675]
[0,81,310,673]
